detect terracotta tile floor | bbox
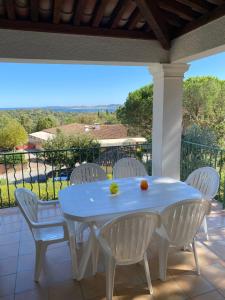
[0,201,225,300]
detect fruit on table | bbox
[140,180,149,190]
[110,182,119,195]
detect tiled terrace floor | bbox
[1,201,225,300]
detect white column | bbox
[149,63,189,179]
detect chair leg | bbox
[34,242,47,282]
[92,240,99,276]
[192,239,200,275]
[105,256,116,300]
[143,252,153,295]
[159,238,169,281]
[202,217,209,241]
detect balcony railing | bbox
[0,141,224,208]
[181,141,225,207]
[0,143,152,208]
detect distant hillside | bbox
[0,104,120,113]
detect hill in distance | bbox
[0,104,120,113]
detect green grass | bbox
[0,175,113,207]
[0,180,69,207]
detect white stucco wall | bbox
[171,15,225,63]
[0,29,169,65]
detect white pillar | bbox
[149,63,189,179]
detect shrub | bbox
[183,124,217,146]
[0,153,26,165]
[43,133,100,168]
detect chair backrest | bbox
[160,199,210,247]
[70,163,107,185]
[185,167,219,200]
[113,157,148,179]
[15,188,39,229]
[97,212,159,263]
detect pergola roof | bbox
[0,0,225,50]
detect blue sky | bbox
[0,51,225,108]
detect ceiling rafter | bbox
[176,0,212,13]
[73,0,87,26]
[109,0,130,29]
[206,0,224,5]
[163,11,186,27]
[174,3,225,36]
[126,7,140,30]
[4,0,16,20]
[53,0,63,24]
[1,0,225,50]
[30,0,39,22]
[158,0,198,21]
[0,18,155,40]
[135,0,170,49]
[91,0,108,27]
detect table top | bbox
[59,176,202,222]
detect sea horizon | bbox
[0,104,120,113]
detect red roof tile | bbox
[43,123,128,140]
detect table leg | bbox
[67,220,79,279]
[77,231,95,280]
[69,234,79,279]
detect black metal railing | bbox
[0,141,225,209]
[0,143,152,208]
[181,141,225,207]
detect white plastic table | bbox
[59,176,202,279]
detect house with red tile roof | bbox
[29,123,146,149]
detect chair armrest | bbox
[31,217,65,229]
[38,199,60,206]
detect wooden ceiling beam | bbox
[53,0,63,24]
[109,0,130,29]
[206,0,224,5]
[4,0,16,20]
[126,7,141,30]
[163,11,186,27]
[73,0,87,26]
[0,19,155,40]
[176,0,212,14]
[135,0,170,49]
[91,0,108,27]
[30,0,39,22]
[158,0,198,21]
[175,3,225,37]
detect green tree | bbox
[183,76,221,123]
[19,114,34,133]
[116,84,153,138]
[36,115,58,131]
[43,132,100,168]
[0,116,28,150]
[183,124,217,146]
[183,76,225,146]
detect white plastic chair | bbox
[113,157,148,179]
[157,199,211,281]
[70,163,107,241]
[70,163,107,185]
[94,212,159,299]
[15,188,69,282]
[185,167,219,240]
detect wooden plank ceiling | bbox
[0,0,225,49]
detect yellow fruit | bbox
[110,183,119,195]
